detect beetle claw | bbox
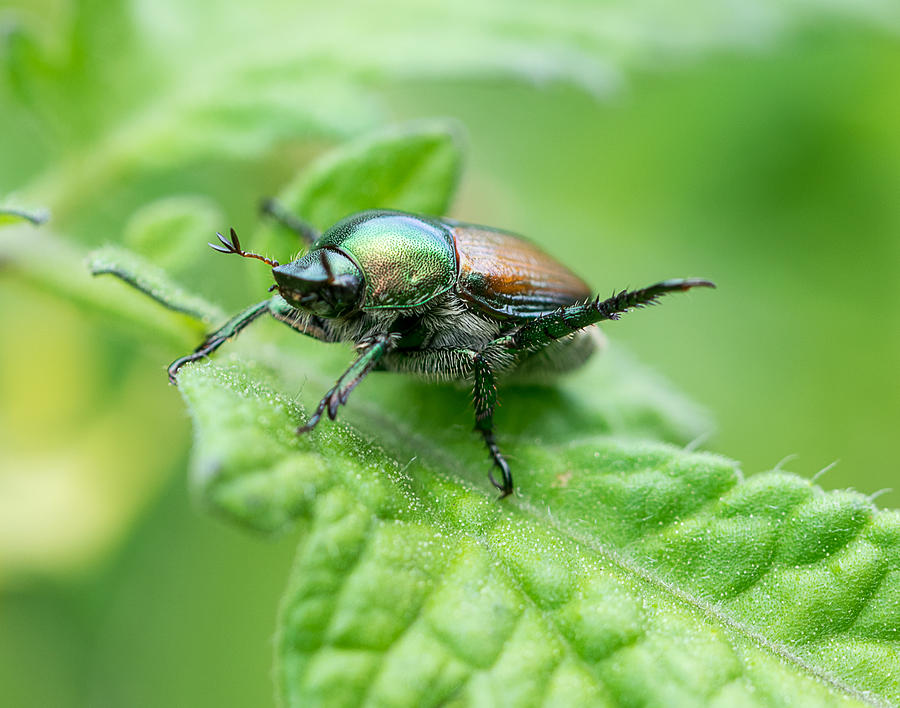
[327,393,341,420]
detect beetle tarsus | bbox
[595,278,715,318]
[472,354,514,497]
[167,357,189,385]
[507,277,715,351]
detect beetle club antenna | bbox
[209,228,280,268]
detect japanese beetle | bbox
[169,206,714,497]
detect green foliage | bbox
[86,123,899,705]
[122,196,224,273]
[0,224,206,349]
[5,0,898,208]
[275,122,463,231]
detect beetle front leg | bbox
[298,334,395,433]
[168,300,271,383]
[168,296,333,384]
[473,354,513,498]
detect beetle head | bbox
[272,248,363,318]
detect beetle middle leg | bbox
[298,334,395,433]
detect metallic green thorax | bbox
[315,210,457,310]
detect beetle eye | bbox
[272,249,363,318]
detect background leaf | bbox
[0,225,210,348]
[6,0,898,214]
[122,195,224,273]
[276,121,464,230]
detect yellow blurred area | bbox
[0,285,188,579]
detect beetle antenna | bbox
[209,227,280,268]
[319,250,335,283]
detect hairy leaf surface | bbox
[179,361,898,706]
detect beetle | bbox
[168,205,714,497]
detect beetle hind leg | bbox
[473,354,514,498]
[504,278,715,352]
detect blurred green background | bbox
[1,1,898,706]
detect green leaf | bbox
[178,360,899,706]
[280,121,463,229]
[62,124,895,702]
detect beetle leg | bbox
[472,354,513,498]
[260,198,320,247]
[503,278,715,351]
[168,300,271,383]
[168,296,333,384]
[298,334,395,433]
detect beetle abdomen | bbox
[452,224,592,319]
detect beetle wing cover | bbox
[453,224,591,319]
